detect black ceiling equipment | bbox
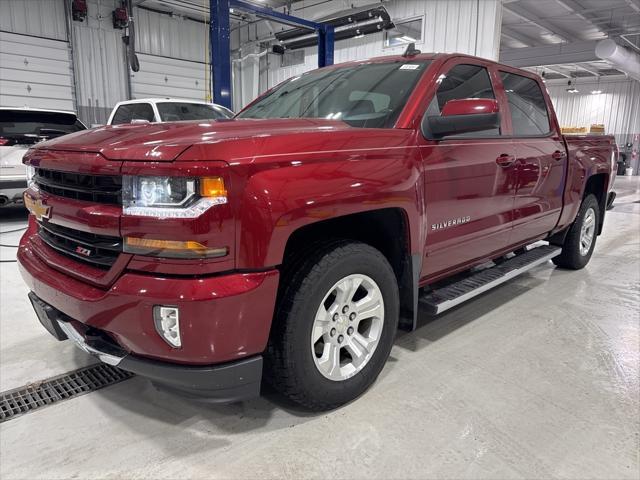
[274,4,394,51]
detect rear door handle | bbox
[496,154,515,167]
[551,150,566,161]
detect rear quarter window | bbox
[111,103,155,125]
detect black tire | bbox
[265,241,399,411]
[553,194,600,270]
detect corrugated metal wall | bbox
[232,0,502,109]
[134,6,208,63]
[0,0,67,41]
[71,0,128,125]
[547,78,640,144]
[131,8,210,102]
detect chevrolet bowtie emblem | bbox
[24,195,51,221]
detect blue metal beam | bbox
[211,0,334,110]
[210,0,232,109]
[229,0,321,30]
[317,25,334,68]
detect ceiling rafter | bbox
[555,0,618,37]
[501,25,539,47]
[572,63,601,76]
[543,66,572,78]
[626,0,640,13]
[503,2,577,43]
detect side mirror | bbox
[423,98,500,139]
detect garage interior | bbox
[0,0,639,478]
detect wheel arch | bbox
[280,208,420,331]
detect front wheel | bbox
[553,194,600,270]
[266,241,399,411]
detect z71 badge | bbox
[431,216,471,231]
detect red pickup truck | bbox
[18,53,616,410]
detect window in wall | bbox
[282,49,305,67]
[426,63,500,137]
[500,72,551,136]
[111,103,155,125]
[384,17,423,47]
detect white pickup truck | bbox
[107,98,233,125]
[0,108,86,207]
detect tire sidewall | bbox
[571,195,600,268]
[284,247,399,404]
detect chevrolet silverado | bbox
[18,53,616,410]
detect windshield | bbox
[0,110,85,145]
[238,61,430,128]
[157,103,231,122]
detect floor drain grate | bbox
[0,364,133,423]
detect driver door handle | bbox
[552,150,567,161]
[496,154,515,167]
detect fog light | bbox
[153,306,181,348]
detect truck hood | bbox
[33,118,351,161]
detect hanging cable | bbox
[0,226,27,235]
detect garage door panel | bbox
[0,31,74,111]
[133,60,206,79]
[0,80,72,99]
[130,53,207,102]
[0,69,72,87]
[132,72,204,91]
[0,42,70,62]
[0,95,73,111]
[0,53,72,76]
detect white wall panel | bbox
[547,78,640,144]
[233,0,502,109]
[134,6,207,63]
[71,0,128,125]
[130,53,208,101]
[0,31,74,111]
[0,0,67,41]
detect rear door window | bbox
[499,72,551,136]
[111,103,155,125]
[156,103,228,121]
[427,64,499,137]
[0,110,84,145]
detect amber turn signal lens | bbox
[124,237,228,259]
[200,177,227,198]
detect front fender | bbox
[235,154,423,269]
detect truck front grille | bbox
[37,221,122,269]
[35,168,121,205]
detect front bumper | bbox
[29,292,263,402]
[18,236,279,365]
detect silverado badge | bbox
[24,196,51,221]
[431,216,471,231]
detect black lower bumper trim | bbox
[606,191,616,210]
[119,355,263,403]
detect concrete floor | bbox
[1,177,638,480]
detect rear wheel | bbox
[553,194,600,270]
[266,241,399,411]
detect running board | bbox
[419,245,561,315]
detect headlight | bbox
[122,176,227,218]
[26,165,36,189]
